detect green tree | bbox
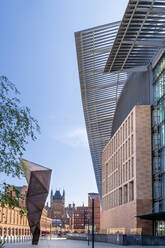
[0,75,40,209]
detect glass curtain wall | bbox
[153,53,165,235]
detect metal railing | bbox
[0,235,32,244]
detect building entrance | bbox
[155,220,165,236]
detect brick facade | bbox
[71,206,88,232]
[101,105,152,235]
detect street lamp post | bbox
[50,223,51,240]
[87,216,90,246]
[89,193,97,248]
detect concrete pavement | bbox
[4,238,165,248]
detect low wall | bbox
[67,233,165,246]
[67,234,87,241]
[125,235,165,246]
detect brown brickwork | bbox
[71,206,88,232]
[101,105,152,235]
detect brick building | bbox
[64,203,75,229]
[101,106,152,235]
[71,206,88,233]
[47,190,65,224]
[71,195,100,233]
[0,186,52,237]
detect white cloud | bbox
[57,127,88,147]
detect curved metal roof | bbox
[75,22,128,199]
[104,0,165,73]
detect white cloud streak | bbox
[57,127,88,148]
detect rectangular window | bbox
[128,138,130,157]
[131,157,134,178]
[121,146,123,164]
[123,144,125,162]
[128,160,131,180]
[120,165,122,184]
[129,181,134,201]
[124,184,128,204]
[131,135,134,154]
[119,187,122,205]
[123,164,125,183]
[160,149,165,173]
[160,123,165,148]
[105,163,108,194]
[128,117,130,135]
[131,113,133,132]
[154,180,159,200]
[126,162,128,182]
[123,124,125,141]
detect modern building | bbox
[75,22,128,200]
[102,105,152,235]
[75,0,165,237]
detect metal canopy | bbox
[75,22,128,199]
[104,0,165,73]
[137,211,165,221]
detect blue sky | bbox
[0,0,128,206]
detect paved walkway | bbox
[4,238,165,248]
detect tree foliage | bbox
[0,76,40,177]
[0,239,5,248]
[0,75,40,212]
[0,183,27,216]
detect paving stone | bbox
[4,238,165,248]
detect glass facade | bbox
[155,221,165,236]
[153,53,165,235]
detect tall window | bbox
[124,185,128,204]
[119,187,122,205]
[129,181,134,201]
[105,163,108,194]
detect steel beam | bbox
[136,7,165,15]
[122,39,165,48]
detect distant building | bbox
[14,185,28,208]
[47,190,65,222]
[70,194,100,233]
[71,206,88,233]
[64,203,75,229]
[0,185,52,237]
